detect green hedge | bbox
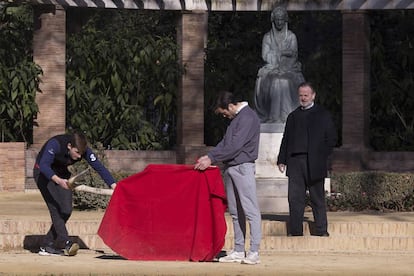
[72,167,131,210]
[330,171,414,212]
[75,167,414,211]
[71,145,131,210]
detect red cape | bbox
[98,164,227,261]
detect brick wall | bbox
[104,150,177,174]
[0,143,25,192]
[0,144,412,192]
[331,149,414,172]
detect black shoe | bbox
[64,240,79,256]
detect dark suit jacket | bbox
[277,104,337,181]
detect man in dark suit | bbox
[277,82,337,236]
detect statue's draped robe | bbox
[255,29,305,123]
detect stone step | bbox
[2,217,413,237]
[1,218,414,253]
[227,236,414,253]
[259,220,414,237]
[2,233,412,254]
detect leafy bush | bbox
[71,144,131,210]
[72,168,131,210]
[370,10,414,150]
[66,9,180,150]
[329,171,414,211]
[0,4,42,145]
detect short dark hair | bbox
[213,91,241,110]
[70,130,88,155]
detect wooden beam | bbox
[16,0,414,11]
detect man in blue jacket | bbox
[33,130,117,256]
[195,91,262,265]
[277,82,337,237]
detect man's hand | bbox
[194,155,212,171]
[52,175,70,190]
[278,163,286,173]
[110,183,117,190]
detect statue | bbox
[254,6,305,124]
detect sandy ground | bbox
[1,192,413,275]
[1,249,414,275]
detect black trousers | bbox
[33,169,73,248]
[287,155,327,235]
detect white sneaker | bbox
[218,250,245,263]
[241,251,260,265]
[38,246,63,256]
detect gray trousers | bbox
[223,163,262,252]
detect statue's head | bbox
[271,6,288,23]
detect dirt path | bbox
[0,249,413,275]
[1,192,413,275]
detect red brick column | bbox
[32,5,66,149]
[0,143,25,191]
[332,11,371,171]
[176,11,208,164]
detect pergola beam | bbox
[10,0,414,11]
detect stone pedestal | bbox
[256,123,289,213]
[256,130,285,178]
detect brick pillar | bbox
[32,5,66,149]
[333,11,371,171]
[176,11,208,164]
[0,143,25,192]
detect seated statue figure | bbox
[255,6,305,123]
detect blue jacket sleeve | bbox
[38,139,61,180]
[83,147,116,187]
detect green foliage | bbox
[72,167,131,210]
[205,12,268,145]
[1,6,413,152]
[205,11,342,146]
[294,12,342,145]
[0,4,42,144]
[71,144,132,210]
[66,9,180,150]
[370,10,414,150]
[72,164,112,210]
[330,171,414,211]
